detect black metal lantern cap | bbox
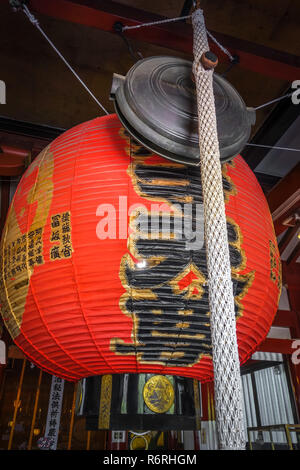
[110,56,256,166]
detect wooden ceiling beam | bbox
[21,0,300,81]
[258,338,298,355]
[278,224,300,255]
[267,162,300,236]
[273,309,299,331]
[282,261,300,313]
[0,153,26,176]
[287,241,300,267]
[242,94,299,179]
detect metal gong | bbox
[110,56,256,166]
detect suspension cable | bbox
[254,92,294,111]
[122,14,235,62]
[20,4,109,115]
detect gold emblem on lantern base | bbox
[143,375,174,414]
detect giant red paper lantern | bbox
[0,114,281,383]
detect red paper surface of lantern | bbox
[0,114,281,382]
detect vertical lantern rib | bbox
[67,120,116,375]
[1,146,83,381]
[0,146,49,336]
[1,212,21,332]
[129,137,139,375]
[160,170,194,373]
[0,114,281,383]
[192,9,246,450]
[25,144,97,379]
[15,337,78,380]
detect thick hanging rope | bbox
[192,8,246,450]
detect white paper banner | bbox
[43,375,65,450]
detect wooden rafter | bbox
[17,0,300,82]
[267,163,300,236]
[279,225,300,255]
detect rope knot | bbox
[22,5,40,27]
[191,8,205,25]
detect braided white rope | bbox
[192,9,246,450]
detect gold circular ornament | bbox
[143,375,174,414]
[130,435,149,450]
